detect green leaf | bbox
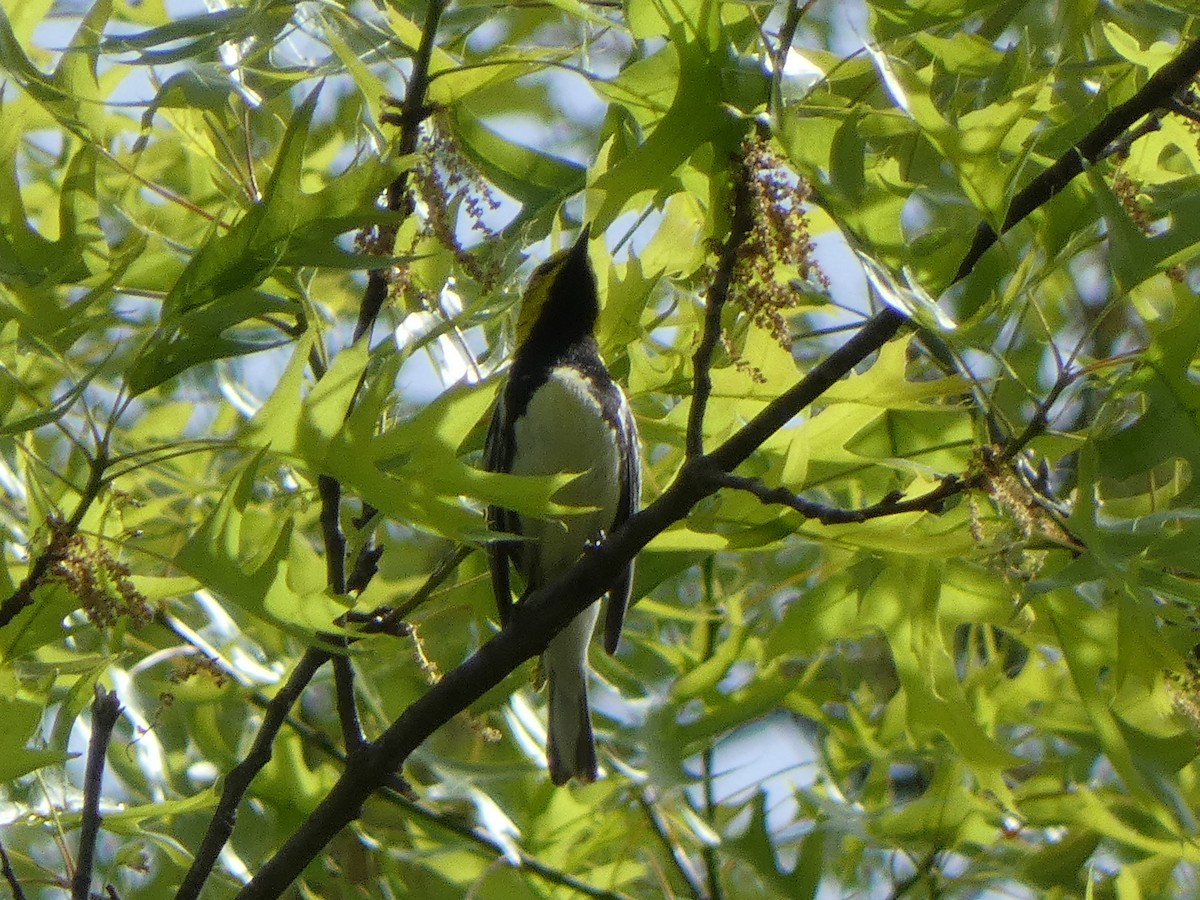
[127,85,324,393]
[451,106,586,209]
[724,793,804,898]
[66,788,219,833]
[1095,287,1200,506]
[0,7,75,121]
[0,667,73,777]
[299,337,370,465]
[368,379,577,518]
[242,330,317,454]
[125,288,295,395]
[99,8,257,64]
[0,747,74,781]
[164,88,317,319]
[874,557,1018,797]
[1020,828,1100,889]
[589,36,745,230]
[1,583,85,659]
[1089,169,1200,293]
[176,453,351,638]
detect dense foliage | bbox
[3,0,1200,897]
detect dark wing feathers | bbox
[603,394,640,655]
[484,391,519,627]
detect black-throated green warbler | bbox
[484,226,640,785]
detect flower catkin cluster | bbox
[732,136,829,348]
[410,120,502,291]
[169,653,229,688]
[1112,165,1186,282]
[968,447,1078,582]
[43,516,152,630]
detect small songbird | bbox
[484,226,640,785]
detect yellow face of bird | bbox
[515,247,574,349]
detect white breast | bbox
[510,366,624,575]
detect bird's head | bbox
[515,225,598,350]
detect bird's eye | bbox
[529,255,564,284]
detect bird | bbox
[484,225,640,785]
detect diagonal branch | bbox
[0,447,108,629]
[638,788,710,899]
[0,840,27,900]
[175,650,328,900]
[247,688,634,899]
[71,686,122,900]
[954,36,1200,283]
[232,31,1200,900]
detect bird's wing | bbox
[604,392,640,655]
[484,392,520,627]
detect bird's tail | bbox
[546,664,598,785]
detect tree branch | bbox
[233,31,1200,899]
[355,0,446,344]
[71,686,121,900]
[1,839,28,900]
[687,151,755,458]
[699,558,724,900]
[253,692,633,899]
[638,788,709,899]
[708,470,967,524]
[953,35,1200,283]
[174,651,328,900]
[379,542,473,628]
[0,448,108,629]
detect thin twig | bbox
[71,687,122,900]
[1165,94,1200,124]
[0,447,108,628]
[1097,112,1163,160]
[354,0,446,344]
[638,789,709,899]
[887,849,941,900]
[175,650,328,900]
[774,0,818,75]
[709,470,968,525]
[954,36,1200,283]
[0,840,29,900]
[710,368,1076,524]
[380,543,474,627]
[699,559,724,900]
[687,152,756,458]
[998,373,1073,464]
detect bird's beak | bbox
[570,223,592,260]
